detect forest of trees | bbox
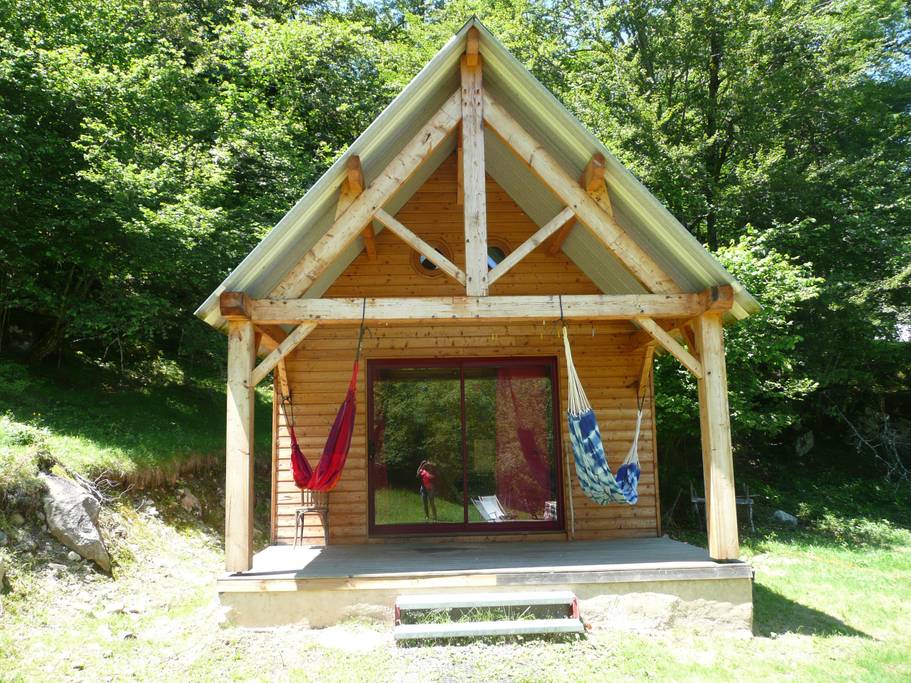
[1,0,908,478]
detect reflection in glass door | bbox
[368,358,562,535]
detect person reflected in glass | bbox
[417,460,438,521]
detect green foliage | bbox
[657,228,823,447]
[0,0,907,476]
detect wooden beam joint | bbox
[220,291,252,320]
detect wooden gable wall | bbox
[271,154,660,544]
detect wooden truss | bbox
[221,27,741,573]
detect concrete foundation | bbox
[217,538,753,633]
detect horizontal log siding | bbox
[271,155,660,545]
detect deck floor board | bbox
[220,537,747,583]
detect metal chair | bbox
[690,482,755,532]
[294,490,329,546]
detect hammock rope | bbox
[561,297,642,506]
[280,299,366,493]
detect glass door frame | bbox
[366,356,565,537]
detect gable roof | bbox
[196,17,758,328]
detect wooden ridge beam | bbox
[374,209,467,286]
[461,48,488,296]
[269,90,462,299]
[249,293,719,325]
[488,207,575,285]
[335,156,376,262]
[465,25,480,66]
[482,93,679,294]
[250,322,317,386]
[634,316,704,379]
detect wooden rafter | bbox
[482,93,680,294]
[335,156,376,262]
[374,209,467,286]
[269,90,462,300]
[461,48,488,296]
[488,207,575,285]
[248,292,726,325]
[250,322,317,387]
[634,316,704,379]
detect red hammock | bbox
[283,308,365,493]
[286,360,358,492]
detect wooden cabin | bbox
[197,19,758,630]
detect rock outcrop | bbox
[40,474,112,572]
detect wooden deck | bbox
[217,538,753,630]
[220,537,749,587]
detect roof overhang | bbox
[196,17,759,330]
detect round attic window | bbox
[487,245,507,270]
[412,240,453,278]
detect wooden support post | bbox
[225,319,255,573]
[461,44,488,296]
[456,123,464,206]
[693,313,739,561]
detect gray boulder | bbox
[772,509,798,527]
[40,474,111,572]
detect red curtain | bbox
[494,366,552,516]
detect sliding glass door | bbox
[368,357,563,535]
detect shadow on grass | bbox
[753,583,869,639]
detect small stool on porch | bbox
[294,490,329,546]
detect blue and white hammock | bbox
[563,327,642,505]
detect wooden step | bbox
[396,590,577,611]
[394,618,584,641]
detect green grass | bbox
[0,355,272,492]
[373,487,486,525]
[1,468,910,681]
